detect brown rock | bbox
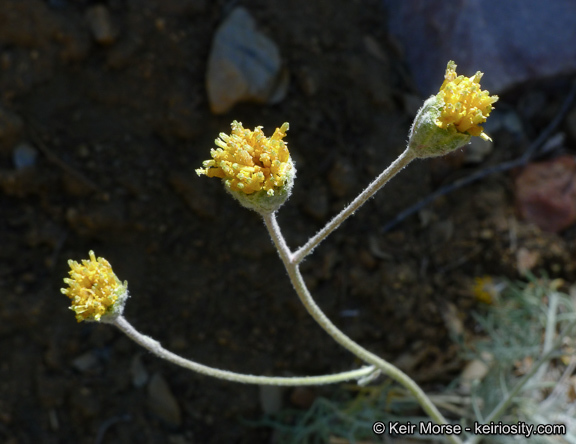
[515,155,576,232]
[289,387,316,409]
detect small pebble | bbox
[86,5,117,45]
[459,352,492,394]
[289,387,316,409]
[516,247,540,274]
[147,373,181,427]
[72,351,99,372]
[327,158,358,198]
[296,66,318,96]
[259,385,283,414]
[13,143,37,170]
[130,354,149,388]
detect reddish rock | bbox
[515,156,576,232]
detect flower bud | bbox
[408,61,498,159]
[61,251,129,323]
[196,121,295,214]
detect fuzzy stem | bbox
[292,148,416,264]
[263,212,461,444]
[111,316,375,386]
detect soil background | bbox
[1,1,575,443]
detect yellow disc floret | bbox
[196,121,292,196]
[61,251,128,322]
[435,61,498,141]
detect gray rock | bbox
[383,0,576,94]
[85,5,117,45]
[259,385,283,415]
[71,351,99,372]
[147,373,182,427]
[130,354,149,388]
[206,7,288,114]
[13,142,37,170]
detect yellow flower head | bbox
[435,61,499,141]
[472,276,495,304]
[472,275,507,305]
[196,121,292,196]
[61,251,128,323]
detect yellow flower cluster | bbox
[436,61,498,141]
[61,251,127,322]
[472,276,496,304]
[196,121,292,196]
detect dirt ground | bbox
[1,1,575,443]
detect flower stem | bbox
[111,315,375,386]
[292,148,416,264]
[263,212,461,444]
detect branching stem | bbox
[292,148,416,264]
[263,212,461,444]
[112,316,377,386]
